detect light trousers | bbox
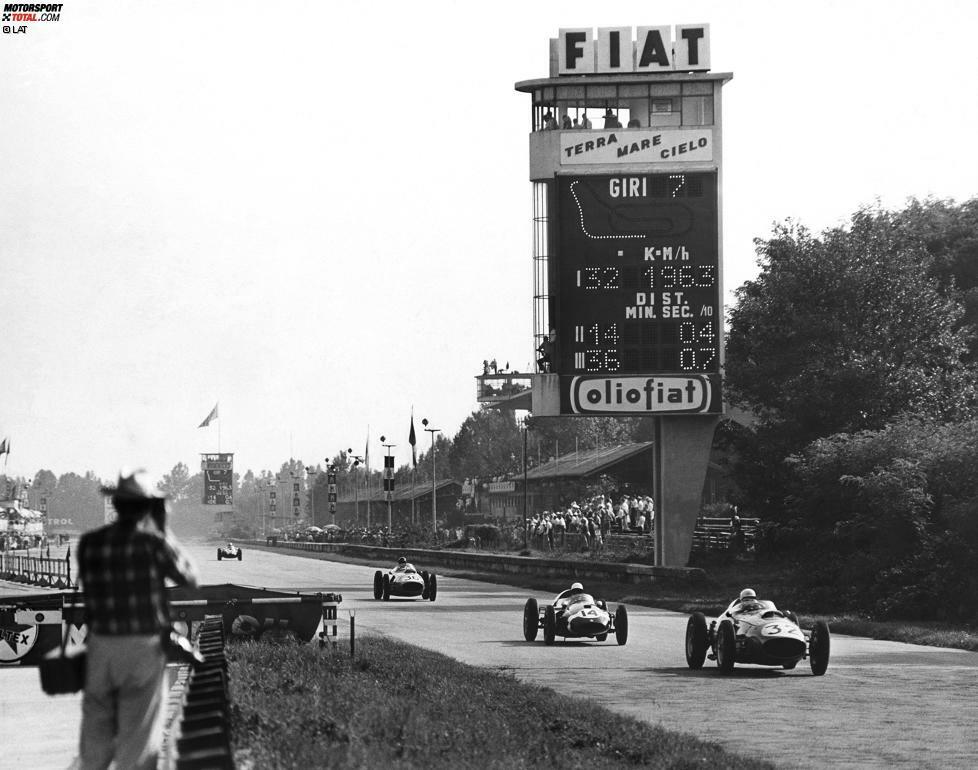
[79,633,166,770]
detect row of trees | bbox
[725,197,978,621]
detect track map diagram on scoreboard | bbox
[556,173,722,415]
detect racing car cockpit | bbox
[554,583,593,610]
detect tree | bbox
[725,207,978,518]
[159,463,192,503]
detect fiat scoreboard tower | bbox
[516,25,731,566]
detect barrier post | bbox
[350,611,355,658]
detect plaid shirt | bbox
[79,522,198,636]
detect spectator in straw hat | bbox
[77,467,198,770]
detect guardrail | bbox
[0,551,74,588]
[251,539,706,586]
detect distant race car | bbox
[373,559,437,601]
[217,543,242,561]
[685,590,830,675]
[523,584,628,646]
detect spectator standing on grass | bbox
[78,468,199,770]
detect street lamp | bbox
[380,435,396,532]
[348,450,364,527]
[421,418,441,537]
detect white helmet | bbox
[739,588,756,601]
[571,582,584,591]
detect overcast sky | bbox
[2,0,977,483]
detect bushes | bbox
[779,418,978,622]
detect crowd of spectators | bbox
[518,493,655,552]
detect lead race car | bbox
[685,588,830,675]
[523,583,628,645]
[217,542,242,561]
[373,557,437,601]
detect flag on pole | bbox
[0,437,8,456]
[198,403,219,428]
[364,427,370,474]
[408,412,417,468]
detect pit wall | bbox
[248,540,706,587]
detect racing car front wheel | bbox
[543,605,557,646]
[716,619,736,673]
[237,549,243,561]
[373,571,384,600]
[523,598,539,642]
[382,574,391,601]
[427,573,437,602]
[615,605,629,646]
[421,571,430,599]
[217,550,222,561]
[809,620,831,676]
[685,612,708,669]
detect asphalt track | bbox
[203,544,978,770]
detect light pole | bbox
[348,450,364,527]
[522,421,532,551]
[421,418,441,538]
[381,436,396,532]
[305,465,317,527]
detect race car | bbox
[372,558,437,601]
[217,542,242,561]
[522,583,628,646]
[684,589,830,675]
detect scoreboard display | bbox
[554,172,722,415]
[201,453,233,506]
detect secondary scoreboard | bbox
[201,453,233,505]
[555,172,722,415]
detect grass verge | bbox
[228,634,773,770]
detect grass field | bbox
[228,635,774,770]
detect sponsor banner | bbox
[488,481,516,494]
[561,129,712,166]
[564,374,721,415]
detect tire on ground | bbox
[809,620,831,676]
[428,573,438,602]
[373,570,383,600]
[523,598,539,642]
[685,612,708,669]
[543,605,557,646]
[716,619,736,673]
[615,605,629,646]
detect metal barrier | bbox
[0,552,74,588]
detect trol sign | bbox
[558,25,710,75]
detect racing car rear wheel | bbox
[716,619,736,673]
[809,620,831,676]
[217,551,222,560]
[373,570,383,600]
[237,550,243,561]
[615,605,629,646]
[523,598,539,642]
[382,574,391,601]
[428,573,437,602]
[685,612,709,669]
[543,605,557,646]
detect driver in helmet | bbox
[723,588,762,616]
[394,556,409,572]
[555,582,587,608]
